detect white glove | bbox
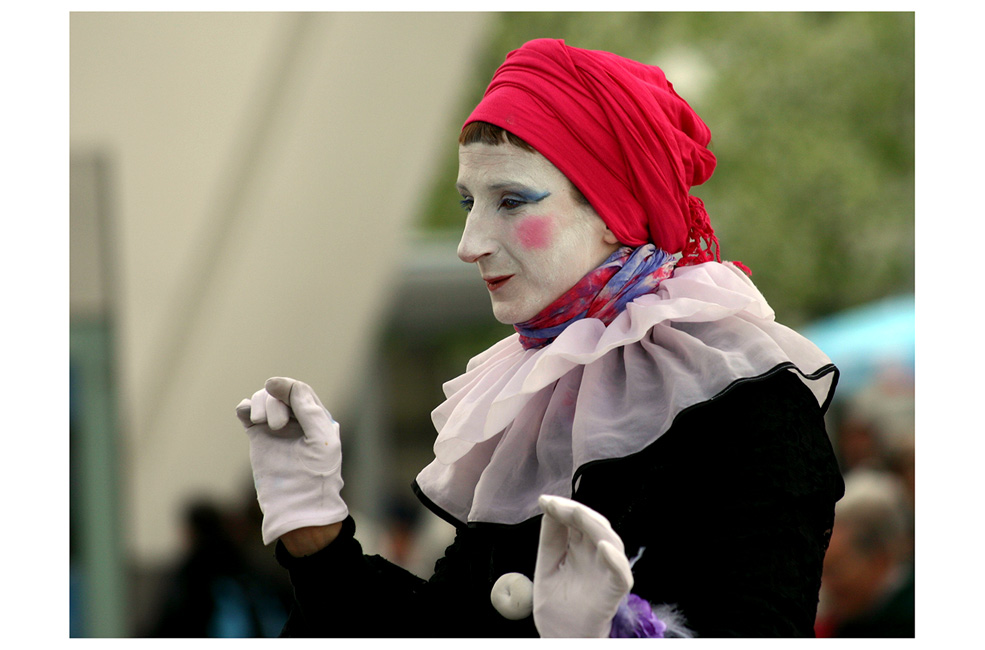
[236,377,348,545]
[533,494,633,637]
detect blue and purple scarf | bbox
[515,244,676,350]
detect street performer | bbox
[237,38,844,637]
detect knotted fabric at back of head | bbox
[464,38,722,266]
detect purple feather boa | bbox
[609,594,667,638]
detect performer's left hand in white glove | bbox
[533,495,633,637]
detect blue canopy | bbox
[801,294,915,396]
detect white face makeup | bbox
[457,141,620,325]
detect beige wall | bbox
[70,12,491,563]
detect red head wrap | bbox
[464,38,721,265]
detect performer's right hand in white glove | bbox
[236,377,348,546]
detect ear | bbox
[602,227,620,246]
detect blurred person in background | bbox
[834,369,915,475]
[144,498,290,637]
[832,370,915,543]
[236,39,844,637]
[815,468,914,637]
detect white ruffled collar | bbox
[415,262,836,526]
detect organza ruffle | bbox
[415,262,837,526]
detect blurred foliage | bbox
[418,11,914,326]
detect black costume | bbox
[275,370,844,637]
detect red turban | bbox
[464,38,721,265]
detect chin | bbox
[492,310,518,326]
[490,301,536,326]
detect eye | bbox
[501,190,549,212]
[459,196,474,213]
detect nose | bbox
[457,210,496,264]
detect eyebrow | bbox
[455,181,549,198]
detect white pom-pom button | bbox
[490,572,533,620]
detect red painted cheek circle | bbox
[515,215,554,250]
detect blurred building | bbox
[70,12,491,636]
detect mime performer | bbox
[237,38,844,638]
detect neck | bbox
[515,244,675,349]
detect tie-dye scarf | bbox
[515,244,676,349]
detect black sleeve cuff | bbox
[274,515,358,570]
